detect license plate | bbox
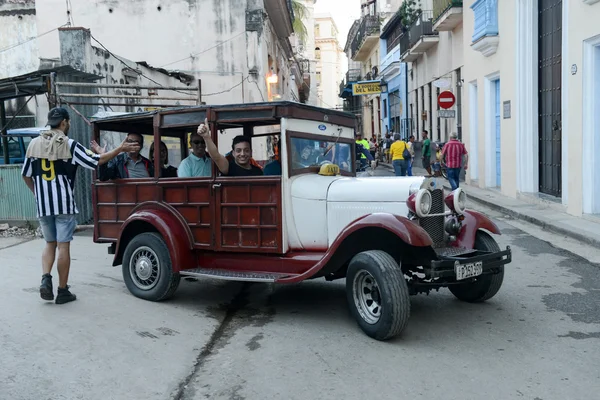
[455,261,483,280]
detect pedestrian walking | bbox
[389,133,409,176]
[406,135,415,176]
[441,132,469,190]
[22,107,139,304]
[421,130,432,176]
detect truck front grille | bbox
[419,189,445,245]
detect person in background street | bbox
[94,132,153,180]
[355,133,370,169]
[406,135,415,176]
[197,118,263,176]
[442,132,469,190]
[384,133,393,163]
[149,140,178,178]
[389,133,408,177]
[369,136,377,161]
[177,132,212,177]
[22,107,139,304]
[432,143,443,177]
[421,130,432,176]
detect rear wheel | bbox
[122,232,180,301]
[346,250,410,340]
[449,231,504,303]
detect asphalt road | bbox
[1,171,599,400]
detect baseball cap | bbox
[47,107,70,126]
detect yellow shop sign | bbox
[352,81,381,96]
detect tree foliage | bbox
[398,0,422,30]
[291,0,309,44]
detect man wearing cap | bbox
[441,132,469,190]
[22,107,140,304]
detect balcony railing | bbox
[400,32,410,57]
[408,10,437,48]
[433,0,463,23]
[471,0,498,43]
[349,15,381,59]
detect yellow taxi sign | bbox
[352,81,382,96]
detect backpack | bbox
[402,142,411,159]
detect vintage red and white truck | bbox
[92,102,511,340]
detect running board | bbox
[179,268,293,283]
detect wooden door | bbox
[213,177,283,253]
[538,0,562,197]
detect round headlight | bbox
[415,189,432,218]
[453,188,467,214]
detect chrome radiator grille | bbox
[419,189,445,245]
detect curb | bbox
[377,166,600,248]
[457,186,600,249]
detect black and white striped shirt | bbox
[22,139,101,217]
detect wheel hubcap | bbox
[353,270,382,325]
[130,246,160,290]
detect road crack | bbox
[171,283,251,400]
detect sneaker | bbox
[39,273,54,301]
[55,286,77,305]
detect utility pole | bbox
[197,79,202,105]
[1,101,9,164]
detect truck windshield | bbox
[290,136,352,172]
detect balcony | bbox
[349,15,381,62]
[433,0,463,32]
[399,32,419,62]
[401,11,439,62]
[380,44,401,79]
[470,0,499,57]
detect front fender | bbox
[451,210,501,249]
[335,213,434,247]
[278,213,433,283]
[113,202,195,272]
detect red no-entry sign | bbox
[438,91,456,109]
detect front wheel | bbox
[449,231,504,303]
[346,250,410,340]
[122,232,180,301]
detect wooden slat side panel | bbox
[215,179,282,253]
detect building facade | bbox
[0,0,309,125]
[461,0,600,218]
[341,0,404,138]
[314,14,344,109]
[398,0,464,143]
[379,11,409,137]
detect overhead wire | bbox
[0,24,69,54]
[90,34,197,98]
[158,32,246,68]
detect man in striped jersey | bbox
[22,107,140,304]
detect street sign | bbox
[438,91,456,109]
[433,79,451,89]
[352,81,382,96]
[438,109,455,118]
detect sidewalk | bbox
[379,161,600,248]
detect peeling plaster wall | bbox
[0,0,39,79]
[34,0,298,106]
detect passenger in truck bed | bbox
[149,140,178,178]
[93,132,154,180]
[196,119,263,177]
[177,132,212,178]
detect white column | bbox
[424,83,431,137]
[561,0,569,205]
[515,0,539,194]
